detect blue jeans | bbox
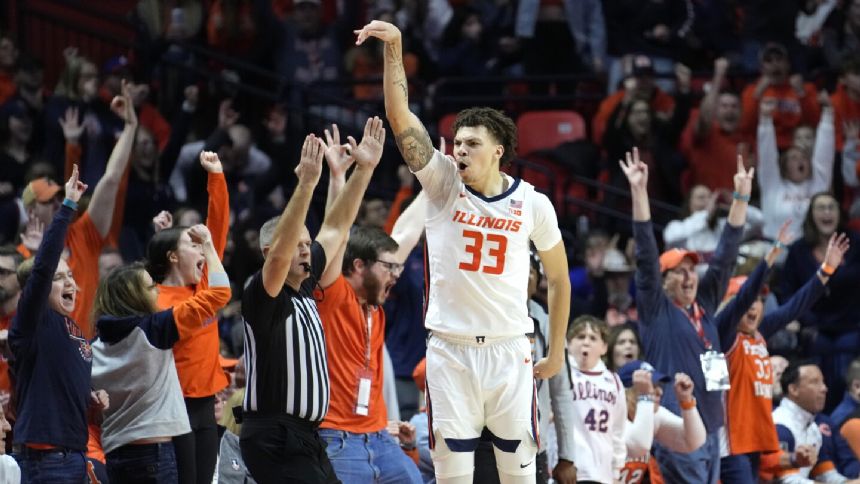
[15,448,87,483]
[319,429,422,484]
[720,453,760,484]
[654,429,720,484]
[105,442,178,484]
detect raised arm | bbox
[261,135,324,297]
[390,191,427,263]
[759,233,850,338]
[316,117,385,288]
[355,21,434,173]
[841,123,860,188]
[726,155,754,228]
[321,123,355,216]
[623,149,664,322]
[625,370,656,457]
[810,103,835,193]
[694,58,729,140]
[14,166,87,337]
[756,98,780,193]
[87,80,138,238]
[200,151,229,258]
[655,374,707,453]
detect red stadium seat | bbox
[516,110,586,156]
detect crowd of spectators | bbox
[0,0,859,482]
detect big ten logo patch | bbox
[65,317,92,362]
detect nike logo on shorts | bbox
[520,460,533,468]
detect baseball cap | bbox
[724,275,769,301]
[659,248,700,273]
[22,177,62,207]
[618,360,671,388]
[629,55,655,77]
[603,248,633,274]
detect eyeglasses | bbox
[374,260,404,275]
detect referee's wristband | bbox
[62,198,78,210]
[732,191,750,202]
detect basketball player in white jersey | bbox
[355,20,571,484]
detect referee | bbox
[239,126,383,483]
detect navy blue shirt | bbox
[383,246,427,379]
[10,205,92,450]
[634,220,741,433]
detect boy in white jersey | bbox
[567,315,627,483]
[355,20,571,484]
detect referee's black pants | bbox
[240,413,341,484]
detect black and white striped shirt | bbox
[241,242,330,422]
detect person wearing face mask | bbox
[781,193,860,414]
[9,165,108,483]
[716,222,849,484]
[622,147,754,483]
[617,362,706,484]
[145,150,230,484]
[91,224,231,483]
[758,93,835,241]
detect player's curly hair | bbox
[451,107,518,167]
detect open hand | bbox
[295,134,325,187]
[348,116,386,169]
[824,233,851,270]
[64,164,88,203]
[21,216,45,252]
[59,107,84,142]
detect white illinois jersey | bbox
[568,358,627,484]
[414,149,562,337]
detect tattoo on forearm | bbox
[385,42,408,100]
[394,127,434,171]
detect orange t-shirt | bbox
[317,276,387,434]
[740,81,821,150]
[680,110,752,192]
[832,84,860,151]
[618,454,664,484]
[68,212,107,340]
[160,172,230,398]
[725,332,780,455]
[592,88,675,145]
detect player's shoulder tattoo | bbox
[394,125,434,172]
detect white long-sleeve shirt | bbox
[625,403,707,458]
[773,398,848,483]
[758,109,835,240]
[568,358,627,483]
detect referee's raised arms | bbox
[261,134,324,297]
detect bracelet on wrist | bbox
[62,198,78,210]
[774,240,786,250]
[732,191,750,202]
[820,262,836,276]
[637,394,654,402]
[680,398,697,410]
